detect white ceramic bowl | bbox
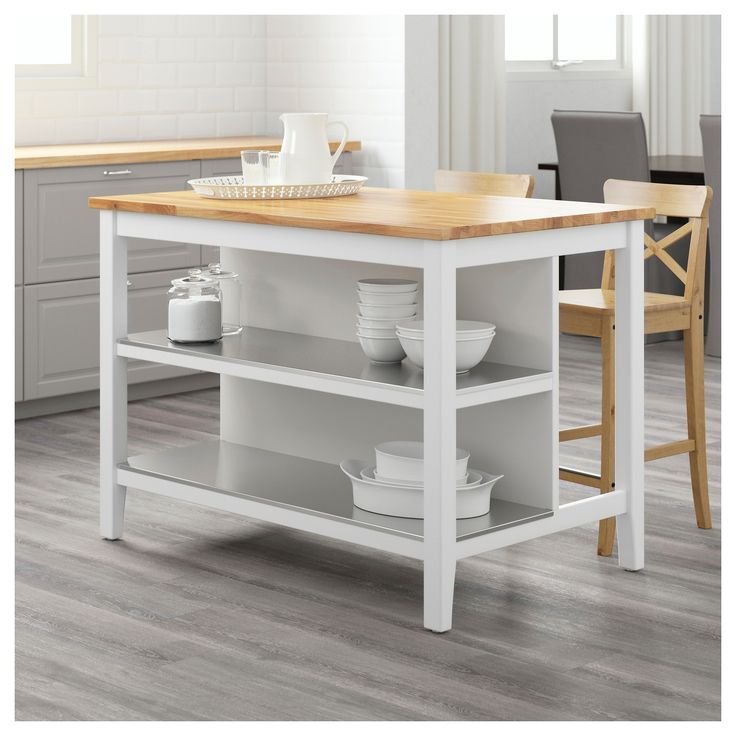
[357,315,416,329]
[341,459,503,519]
[357,290,418,306]
[396,319,496,336]
[357,334,406,364]
[363,466,479,489]
[397,332,494,373]
[374,440,469,483]
[358,303,417,319]
[356,324,400,338]
[357,278,418,294]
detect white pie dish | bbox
[357,278,419,294]
[374,440,470,482]
[341,459,503,519]
[362,466,480,489]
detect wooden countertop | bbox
[15,136,362,170]
[89,187,655,241]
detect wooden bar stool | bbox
[435,169,535,198]
[560,179,713,556]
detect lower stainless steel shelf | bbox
[120,439,553,544]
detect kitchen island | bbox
[90,187,653,632]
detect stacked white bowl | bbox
[339,440,503,519]
[356,279,418,364]
[395,320,496,374]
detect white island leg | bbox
[615,220,645,570]
[100,211,128,540]
[423,242,458,632]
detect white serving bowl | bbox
[374,440,469,483]
[363,466,479,489]
[396,319,496,336]
[357,334,406,364]
[358,303,417,319]
[357,278,418,294]
[357,290,418,306]
[397,332,494,373]
[341,459,503,519]
[357,315,416,329]
[356,324,400,338]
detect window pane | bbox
[557,15,618,60]
[505,15,553,61]
[15,15,72,65]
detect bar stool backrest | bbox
[434,169,534,198]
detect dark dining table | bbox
[538,155,705,199]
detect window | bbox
[15,15,97,85]
[505,15,629,77]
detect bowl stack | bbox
[395,320,496,374]
[356,279,418,364]
[340,440,503,519]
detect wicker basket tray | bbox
[188,174,368,200]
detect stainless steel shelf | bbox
[120,439,553,544]
[118,328,552,408]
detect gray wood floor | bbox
[15,335,721,721]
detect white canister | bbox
[167,270,222,344]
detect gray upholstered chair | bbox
[551,110,651,289]
[700,114,721,357]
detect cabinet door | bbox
[15,286,22,402]
[16,171,23,285]
[23,270,196,400]
[24,161,202,284]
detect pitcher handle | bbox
[328,121,349,167]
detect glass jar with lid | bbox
[203,262,243,335]
[167,269,222,343]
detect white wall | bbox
[15,14,405,187]
[15,15,267,145]
[505,78,632,200]
[264,15,404,188]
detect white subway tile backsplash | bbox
[55,117,100,144]
[15,90,35,118]
[216,112,254,137]
[197,87,234,113]
[78,90,118,117]
[98,63,139,88]
[266,87,299,113]
[98,115,139,141]
[266,62,298,87]
[196,37,235,62]
[177,113,218,138]
[233,37,267,62]
[33,91,78,119]
[158,88,198,114]
[216,15,252,37]
[177,15,217,37]
[118,89,158,115]
[15,118,58,146]
[138,63,178,88]
[139,115,178,140]
[158,37,197,63]
[98,36,119,62]
[216,62,255,87]
[281,38,317,63]
[139,15,179,37]
[177,62,217,88]
[118,37,157,63]
[98,15,140,37]
[235,87,265,112]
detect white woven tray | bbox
[188,174,368,200]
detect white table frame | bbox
[100,209,644,633]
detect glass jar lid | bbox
[205,262,238,280]
[169,269,220,296]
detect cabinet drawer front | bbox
[16,171,23,285]
[23,270,196,400]
[24,161,202,284]
[16,286,22,402]
[200,157,242,178]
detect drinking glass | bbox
[259,151,282,185]
[241,150,266,185]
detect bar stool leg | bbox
[598,316,617,556]
[683,318,712,529]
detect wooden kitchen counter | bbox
[89,187,655,241]
[15,136,362,170]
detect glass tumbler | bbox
[259,151,282,185]
[241,150,266,185]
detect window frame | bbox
[15,16,98,89]
[505,15,631,81]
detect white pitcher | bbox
[279,113,349,185]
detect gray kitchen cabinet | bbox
[15,286,22,402]
[24,270,194,400]
[24,161,201,284]
[15,171,23,285]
